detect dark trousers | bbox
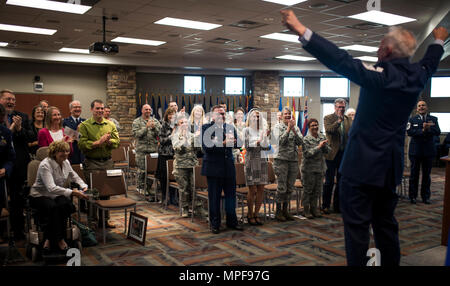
[408,155,433,201]
[323,149,343,211]
[8,172,27,238]
[30,196,75,242]
[206,176,238,229]
[340,175,400,266]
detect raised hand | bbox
[280,9,307,36]
[433,27,449,41]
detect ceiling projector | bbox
[89,42,118,54]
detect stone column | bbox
[106,67,136,139]
[252,71,280,126]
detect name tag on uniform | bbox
[413,124,418,127]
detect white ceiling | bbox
[0,0,449,72]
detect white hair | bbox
[69,100,81,109]
[345,108,356,116]
[384,26,417,58]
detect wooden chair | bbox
[1,180,13,265]
[112,147,129,171]
[145,155,159,201]
[235,163,249,223]
[89,170,137,244]
[128,149,138,186]
[165,159,181,214]
[192,165,209,223]
[264,161,277,219]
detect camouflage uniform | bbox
[132,116,161,194]
[172,129,200,214]
[273,122,303,204]
[301,133,331,217]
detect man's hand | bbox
[146,120,155,129]
[433,27,449,41]
[12,115,22,132]
[280,9,307,37]
[0,168,6,178]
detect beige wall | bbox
[0,60,107,119]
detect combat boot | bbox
[283,202,295,221]
[310,200,322,218]
[275,203,286,222]
[303,205,313,219]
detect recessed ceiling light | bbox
[111,37,166,46]
[225,68,245,71]
[0,42,8,47]
[348,10,416,26]
[59,47,90,54]
[341,44,378,52]
[155,17,222,30]
[260,33,299,43]
[356,56,378,62]
[184,67,203,70]
[276,55,315,61]
[74,28,84,32]
[6,0,91,14]
[262,0,308,5]
[0,23,57,35]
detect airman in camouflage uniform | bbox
[132,104,161,199]
[301,118,331,219]
[272,108,303,221]
[172,115,201,217]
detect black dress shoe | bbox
[423,199,431,204]
[227,224,244,231]
[211,228,220,234]
[410,198,417,204]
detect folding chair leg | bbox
[124,209,127,234]
[102,210,106,244]
[179,189,182,217]
[191,192,195,222]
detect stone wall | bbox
[252,71,280,126]
[106,67,136,139]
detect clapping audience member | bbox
[38,106,72,148]
[63,100,85,164]
[189,105,205,158]
[0,89,31,240]
[272,107,303,222]
[301,119,331,219]
[243,108,270,226]
[27,105,45,157]
[172,114,201,217]
[29,141,88,252]
[103,105,121,133]
[345,108,356,121]
[0,104,15,224]
[157,108,177,205]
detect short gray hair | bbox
[334,98,346,105]
[0,89,14,98]
[384,26,417,58]
[69,100,81,109]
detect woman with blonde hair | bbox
[38,106,72,148]
[189,105,205,158]
[243,108,270,225]
[29,141,88,252]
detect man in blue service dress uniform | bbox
[407,100,440,204]
[281,9,447,266]
[201,105,243,234]
[63,100,86,164]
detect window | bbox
[320,77,349,98]
[184,75,203,94]
[283,77,303,97]
[431,77,450,98]
[321,103,335,132]
[430,113,450,133]
[225,77,244,95]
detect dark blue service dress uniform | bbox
[407,114,440,202]
[201,122,240,231]
[300,30,444,266]
[63,116,86,164]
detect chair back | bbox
[36,147,49,161]
[268,161,276,183]
[89,170,128,197]
[194,166,208,189]
[27,160,41,187]
[71,164,85,182]
[234,163,246,186]
[111,147,127,163]
[128,150,137,168]
[167,159,176,181]
[145,155,158,174]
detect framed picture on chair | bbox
[127,212,148,246]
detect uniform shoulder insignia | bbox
[362,62,384,73]
[406,122,411,130]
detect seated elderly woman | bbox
[29,141,88,252]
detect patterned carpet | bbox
[1,167,446,266]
